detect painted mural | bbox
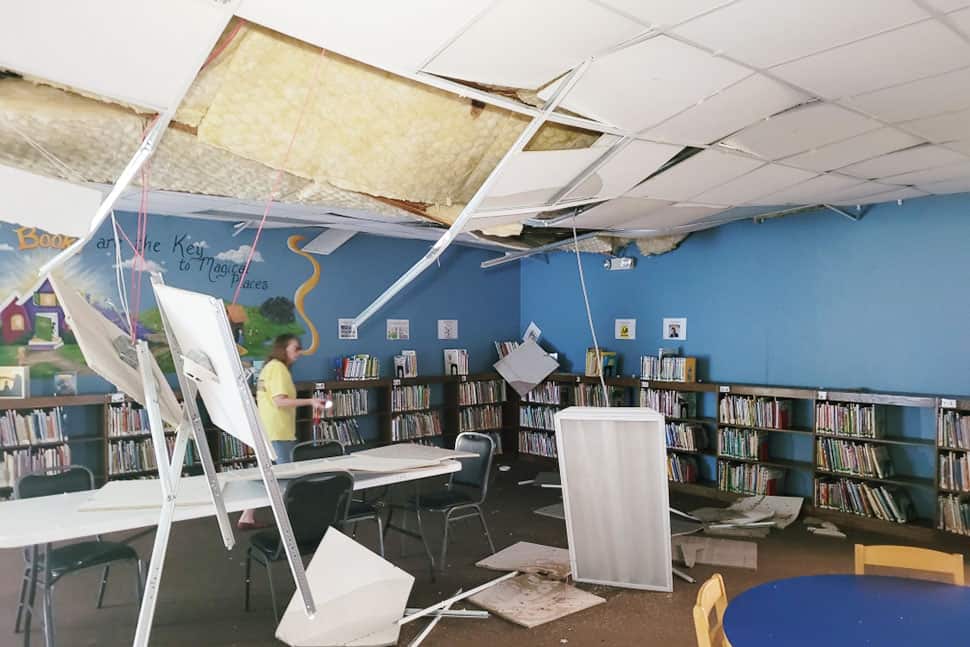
[0,217,320,378]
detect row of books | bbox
[939,451,970,492]
[666,423,707,451]
[668,454,699,483]
[524,382,561,405]
[0,408,65,447]
[444,349,469,376]
[519,430,556,458]
[719,396,792,429]
[391,411,441,441]
[718,428,768,461]
[814,477,911,523]
[574,384,614,407]
[640,356,696,383]
[585,348,618,378]
[107,403,151,437]
[336,354,380,380]
[640,388,695,418]
[108,438,160,475]
[520,405,556,431]
[938,410,970,449]
[816,402,882,438]
[391,385,432,412]
[393,351,417,378]
[458,380,505,406]
[313,388,368,418]
[494,341,519,359]
[312,419,364,446]
[938,494,970,535]
[459,404,503,432]
[717,460,785,495]
[0,446,71,488]
[221,433,255,462]
[816,438,894,478]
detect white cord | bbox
[2,121,85,183]
[572,217,609,406]
[110,210,133,334]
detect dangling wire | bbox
[110,211,132,331]
[572,216,609,406]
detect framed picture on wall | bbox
[0,366,29,399]
[662,318,687,341]
[53,371,77,396]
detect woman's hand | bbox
[310,397,332,413]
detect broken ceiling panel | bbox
[782,128,925,173]
[753,173,866,206]
[567,198,672,230]
[919,177,970,194]
[562,139,682,201]
[881,160,970,186]
[899,108,970,143]
[627,149,764,202]
[692,164,817,205]
[617,202,727,230]
[839,145,969,179]
[481,148,605,210]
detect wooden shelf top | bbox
[718,423,814,435]
[0,439,66,451]
[717,456,814,471]
[816,432,936,448]
[814,468,936,489]
[822,390,937,408]
[0,394,110,410]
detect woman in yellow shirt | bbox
[237,334,328,530]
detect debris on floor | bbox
[672,536,758,570]
[692,495,804,531]
[476,541,571,580]
[804,517,847,539]
[534,502,566,520]
[468,573,605,628]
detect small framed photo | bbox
[663,317,687,341]
[0,366,30,399]
[54,371,77,396]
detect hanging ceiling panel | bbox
[542,35,751,131]
[641,74,809,147]
[0,164,102,238]
[723,103,882,160]
[951,7,970,34]
[770,21,970,99]
[900,108,970,143]
[626,149,764,201]
[237,0,491,74]
[617,202,727,230]
[597,0,732,28]
[946,140,970,156]
[693,164,816,205]
[670,0,927,68]
[844,66,970,123]
[823,181,902,204]
[0,0,234,111]
[919,177,970,194]
[782,128,925,172]
[754,173,866,205]
[480,148,605,210]
[562,139,682,201]
[882,160,970,185]
[422,0,644,89]
[569,197,672,229]
[840,145,969,179]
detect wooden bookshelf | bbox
[445,372,514,455]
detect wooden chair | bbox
[693,573,732,647]
[854,544,964,585]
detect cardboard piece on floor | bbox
[476,541,572,580]
[468,573,604,629]
[276,528,414,647]
[703,525,771,539]
[728,495,804,529]
[534,503,565,520]
[534,471,561,487]
[672,536,758,570]
[78,478,223,511]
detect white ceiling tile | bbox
[824,181,903,204]
[626,149,765,201]
[840,145,969,178]
[597,0,733,28]
[783,128,925,172]
[950,7,970,35]
[641,74,809,146]
[844,187,931,204]
[563,139,682,201]
[569,197,672,229]
[462,212,535,232]
[900,108,970,142]
[237,0,491,74]
[844,66,970,122]
[771,21,970,99]
[692,164,816,205]
[481,148,605,210]
[723,103,882,160]
[670,0,927,68]
[423,0,644,89]
[544,35,751,131]
[0,164,101,238]
[922,0,970,12]
[882,159,970,185]
[616,203,728,230]
[918,177,970,194]
[753,173,867,205]
[945,140,970,155]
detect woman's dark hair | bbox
[267,334,300,364]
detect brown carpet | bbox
[2,460,967,647]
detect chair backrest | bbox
[15,465,94,500]
[693,573,731,647]
[451,432,494,501]
[292,440,344,462]
[284,470,354,549]
[854,544,965,585]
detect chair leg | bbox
[134,560,144,606]
[439,511,451,573]
[96,565,109,609]
[15,564,30,633]
[23,546,39,647]
[399,508,409,557]
[414,508,436,575]
[244,551,253,612]
[265,562,279,625]
[42,582,54,647]
[375,514,385,558]
[351,521,359,538]
[475,505,496,554]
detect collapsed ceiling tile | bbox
[782,128,925,172]
[617,202,727,230]
[627,148,764,202]
[691,164,816,205]
[481,148,605,210]
[561,139,682,201]
[567,197,672,230]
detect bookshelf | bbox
[937,398,970,535]
[0,401,71,491]
[445,373,514,455]
[105,398,199,480]
[304,379,385,449]
[518,375,571,460]
[388,376,446,445]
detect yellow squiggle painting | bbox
[287,234,320,355]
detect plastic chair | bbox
[14,466,144,647]
[854,544,965,585]
[693,573,732,647]
[291,439,343,461]
[385,432,496,572]
[243,471,354,622]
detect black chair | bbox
[290,440,386,557]
[14,466,144,647]
[385,432,497,572]
[244,470,353,622]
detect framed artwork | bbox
[0,366,30,399]
[54,371,77,396]
[663,318,687,341]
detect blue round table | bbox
[723,574,970,646]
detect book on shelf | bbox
[641,389,697,418]
[640,355,697,382]
[313,418,364,446]
[718,428,767,460]
[666,422,707,452]
[667,454,698,483]
[0,445,71,487]
[520,405,556,431]
[313,388,368,418]
[0,408,66,446]
[717,460,785,495]
[585,348,617,377]
[816,438,894,478]
[391,410,441,441]
[815,476,912,523]
[524,381,561,405]
[335,354,380,380]
[938,494,970,535]
[458,379,505,405]
[938,409,970,448]
[391,385,431,412]
[393,350,417,378]
[720,395,792,429]
[494,340,520,359]
[939,451,970,492]
[443,349,469,376]
[459,404,503,432]
[815,402,883,438]
[518,429,557,458]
